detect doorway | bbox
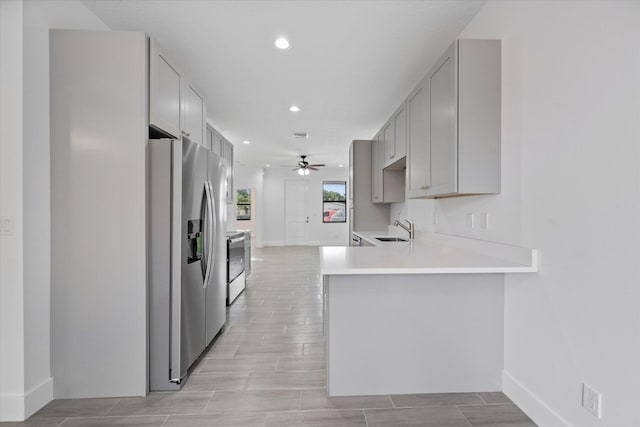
[284,180,309,245]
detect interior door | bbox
[285,180,309,245]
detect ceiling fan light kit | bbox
[283,155,326,175]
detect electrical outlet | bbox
[480,212,489,229]
[582,383,602,419]
[465,213,474,229]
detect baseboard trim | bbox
[263,241,284,247]
[25,377,53,419]
[0,377,53,422]
[503,370,571,427]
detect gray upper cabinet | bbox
[371,132,382,203]
[428,42,457,196]
[383,102,407,168]
[182,82,205,146]
[409,39,501,199]
[149,40,181,139]
[382,119,395,167]
[206,123,223,154]
[206,125,214,152]
[406,75,430,198]
[372,129,404,204]
[221,139,234,204]
[213,130,223,155]
[393,102,407,162]
[206,123,234,203]
[150,39,207,148]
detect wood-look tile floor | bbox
[7,246,537,427]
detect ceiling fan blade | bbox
[308,166,319,171]
[308,164,326,167]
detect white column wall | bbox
[0,0,26,421]
[0,0,109,421]
[23,0,109,406]
[399,1,640,425]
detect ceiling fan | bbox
[282,155,326,175]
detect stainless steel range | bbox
[226,231,246,304]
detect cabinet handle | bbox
[391,155,395,159]
[420,185,430,190]
[181,131,191,137]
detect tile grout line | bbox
[158,414,170,426]
[455,405,474,427]
[477,391,488,405]
[102,397,122,416]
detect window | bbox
[322,181,346,223]
[236,189,251,220]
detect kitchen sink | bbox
[375,237,408,242]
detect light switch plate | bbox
[0,216,14,236]
[465,213,474,229]
[480,212,489,229]
[582,383,602,419]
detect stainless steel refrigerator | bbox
[148,138,227,391]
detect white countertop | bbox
[320,231,538,275]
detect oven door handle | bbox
[203,181,214,289]
[229,236,244,244]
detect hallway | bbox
[13,246,535,426]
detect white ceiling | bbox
[82,0,485,168]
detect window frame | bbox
[322,181,347,224]
[236,188,251,221]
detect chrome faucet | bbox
[394,219,415,240]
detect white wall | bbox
[263,167,349,246]
[1,0,26,422]
[0,0,109,421]
[234,165,265,248]
[399,1,640,425]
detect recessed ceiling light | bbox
[265,164,271,167]
[243,140,251,144]
[275,37,290,50]
[289,105,300,112]
[338,164,344,168]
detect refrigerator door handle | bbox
[208,180,217,281]
[203,181,215,289]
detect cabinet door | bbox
[221,140,234,204]
[371,133,382,203]
[406,76,430,198]
[182,83,205,146]
[212,130,223,155]
[393,102,407,161]
[383,119,395,167]
[428,43,457,196]
[149,40,181,138]
[206,125,214,151]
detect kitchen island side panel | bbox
[326,274,504,396]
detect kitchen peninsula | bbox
[320,232,537,396]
